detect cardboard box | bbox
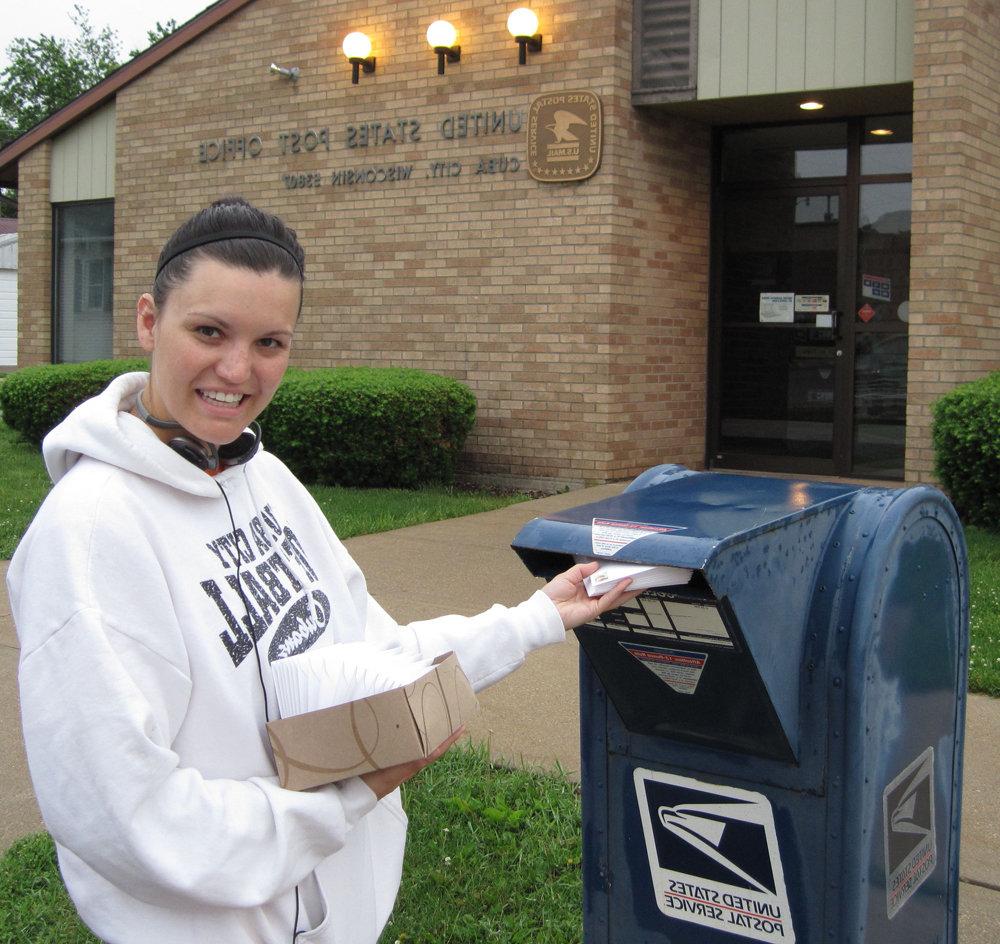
[266,651,479,791]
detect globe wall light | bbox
[507,8,542,65]
[427,20,460,74]
[342,32,376,84]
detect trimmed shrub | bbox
[259,367,476,487]
[0,360,477,488]
[0,359,148,445]
[932,371,1000,529]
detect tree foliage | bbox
[0,5,120,145]
[0,5,182,217]
[129,19,179,59]
[0,5,128,217]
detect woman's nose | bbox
[216,345,251,383]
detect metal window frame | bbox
[51,198,115,364]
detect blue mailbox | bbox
[512,466,969,944]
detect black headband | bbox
[155,229,303,279]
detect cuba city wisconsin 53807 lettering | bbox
[280,156,521,191]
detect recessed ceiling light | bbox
[869,128,894,136]
[799,100,824,111]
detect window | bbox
[721,123,848,183]
[53,201,114,362]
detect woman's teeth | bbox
[201,391,243,404]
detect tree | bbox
[0,5,121,217]
[0,6,120,143]
[129,19,179,59]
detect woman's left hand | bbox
[541,561,638,631]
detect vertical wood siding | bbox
[50,104,116,203]
[696,0,913,99]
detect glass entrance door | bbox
[714,186,847,474]
[710,117,912,479]
[851,180,911,479]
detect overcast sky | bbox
[1,1,215,70]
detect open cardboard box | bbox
[266,651,479,791]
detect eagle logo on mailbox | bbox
[634,768,795,943]
[883,747,936,919]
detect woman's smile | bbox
[199,390,246,405]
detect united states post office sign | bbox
[527,90,602,182]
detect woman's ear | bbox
[136,294,158,353]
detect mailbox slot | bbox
[576,574,794,763]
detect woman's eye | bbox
[258,337,283,349]
[196,326,221,338]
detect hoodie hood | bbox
[43,372,228,498]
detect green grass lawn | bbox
[0,834,100,944]
[0,424,52,561]
[967,525,1000,697]
[308,483,532,541]
[378,744,583,944]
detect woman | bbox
[7,197,632,943]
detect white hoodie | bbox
[7,372,565,944]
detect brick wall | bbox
[15,143,53,366]
[909,0,1000,482]
[104,0,709,488]
[606,96,711,478]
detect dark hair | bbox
[152,196,305,307]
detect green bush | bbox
[0,359,147,445]
[259,367,476,487]
[932,371,1000,529]
[0,361,477,488]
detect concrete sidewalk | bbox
[2,483,998,940]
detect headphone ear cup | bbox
[168,436,216,470]
[219,422,261,467]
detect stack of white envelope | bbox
[271,640,436,719]
[577,557,694,598]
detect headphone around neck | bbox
[135,387,261,471]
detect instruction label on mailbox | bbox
[620,643,707,694]
[591,517,685,557]
[635,769,795,942]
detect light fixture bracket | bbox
[433,45,461,75]
[515,34,542,65]
[349,56,377,84]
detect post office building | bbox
[1,0,997,488]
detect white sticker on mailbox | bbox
[634,769,795,942]
[884,747,936,919]
[591,517,685,557]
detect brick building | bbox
[0,0,997,489]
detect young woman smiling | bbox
[7,197,633,944]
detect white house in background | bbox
[0,224,17,369]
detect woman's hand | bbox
[360,725,467,800]
[541,561,638,631]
